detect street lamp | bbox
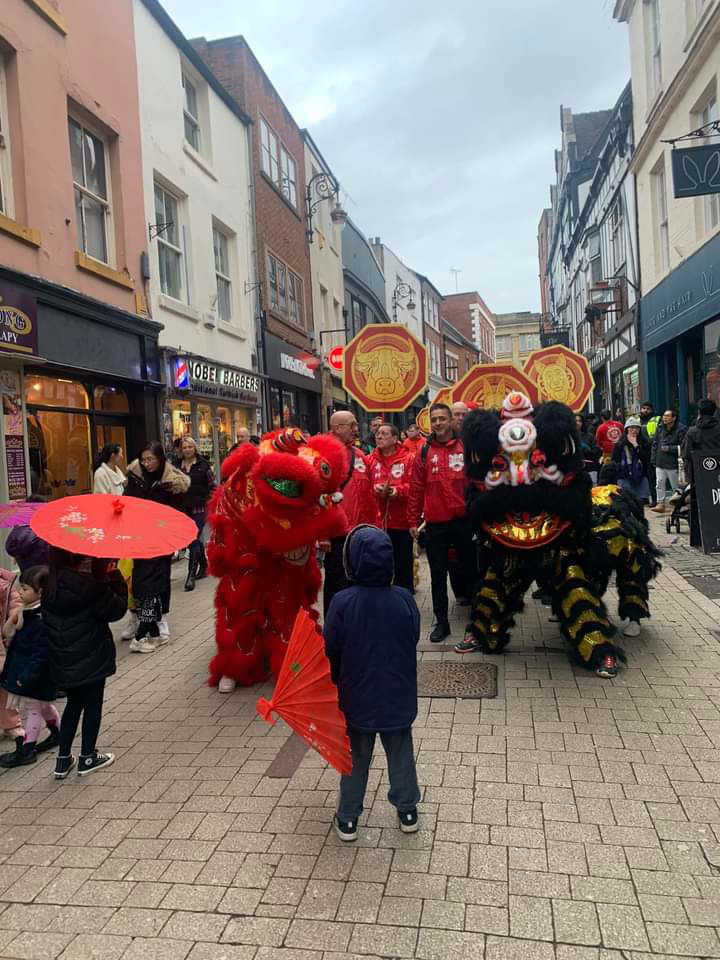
[392,281,416,323]
[306,171,347,244]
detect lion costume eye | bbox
[319,460,331,478]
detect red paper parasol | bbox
[30,494,197,559]
[0,501,46,529]
[257,609,352,775]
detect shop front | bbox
[643,231,720,424]
[607,306,641,418]
[163,351,261,476]
[264,331,321,434]
[0,267,162,505]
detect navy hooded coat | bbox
[323,525,419,733]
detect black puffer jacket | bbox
[0,606,56,702]
[180,457,215,512]
[683,415,720,483]
[42,569,127,689]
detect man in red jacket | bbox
[322,411,379,614]
[408,402,474,642]
[369,423,414,590]
[402,422,426,458]
[595,409,624,462]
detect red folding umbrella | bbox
[30,494,196,559]
[257,609,352,775]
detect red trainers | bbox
[595,654,618,679]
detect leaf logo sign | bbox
[680,149,720,192]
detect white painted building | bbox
[543,85,641,414]
[303,131,346,424]
[368,238,423,341]
[133,0,259,474]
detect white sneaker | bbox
[218,676,236,694]
[156,633,169,647]
[158,618,170,640]
[119,613,138,641]
[623,620,641,638]
[129,637,156,654]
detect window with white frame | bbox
[587,230,603,287]
[260,117,298,209]
[0,54,12,218]
[154,183,186,301]
[267,251,303,326]
[519,333,540,352]
[701,95,719,232]
[645,0,662,97]
[651,158,670,273]
[213,226,232,323]
[182,73,201,152]
[69,117,111,263]
[432,299,439,330]
[445,351,459,381]
[495,335,512,355]
[610,198,626,273]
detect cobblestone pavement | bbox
[1,513,720,960]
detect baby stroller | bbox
[666,483,691,534]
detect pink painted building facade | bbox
[0,0,161,507]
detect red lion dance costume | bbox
[207,427,348,687]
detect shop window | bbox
[25,376,88,409]
[69,117,112,264]
[27,409,92,501]
[96,424,127,462]
[216,406,232,462]
[196,403,215,463]
[270,385,282,429]
[154,182,186,302]
[94,385,129,413]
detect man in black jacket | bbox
[650,409,686,514]
[682,399,720,546]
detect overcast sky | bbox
[163,0,629,314]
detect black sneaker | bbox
[54,755,76,780]
[595,654,618,679]
[334,816,357,842]
[454,637,479,654]
[0,737,37,768]
[398,809,419,833]
[78,752,115,777]
[429,620,450,643]
[36,726,60,754]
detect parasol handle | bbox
[256,697,277,725]
[112,498,125,515]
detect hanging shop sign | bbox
[452,363,540,409]
[264,331,322,394]
[343,323,427,412]
[671,144,720,199]
[523,344,594,411]
[693,452,720,555]
[173,356,260,405]
[0,281,39,357]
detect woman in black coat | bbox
[125,442,190,651]
[177,436,215,591]
[42,549,128,778]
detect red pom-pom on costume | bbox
[207,429,349,688]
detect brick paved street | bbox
[1,514,720,960]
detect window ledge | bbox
[0,212,42,248]
[644,86,665,126]
[182,141,218,182]
[218,320,248,340]
[684,4,713,52]
[75,251,134,289]
[24,0,68,34]
[158,293,201,322]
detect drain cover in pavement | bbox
[417,662,497,699]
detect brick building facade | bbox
[441,292,496,363]
[193,36,322,432]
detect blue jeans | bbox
[338,727,420,821]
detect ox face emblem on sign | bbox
[342,324,428,413]
[354,345,417,401]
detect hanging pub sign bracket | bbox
[148,221,174,241]
[662,120,720,199]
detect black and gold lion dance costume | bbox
[460,392,660,678]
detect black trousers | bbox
[425,518,476,621]
[323,535,349,616]
[387,528,414,592]
[58,679,106,757]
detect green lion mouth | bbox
[265,476,301,498]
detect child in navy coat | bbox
[324,524,420,841]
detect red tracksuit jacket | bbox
[407,435,467,527]
[368,445,413,530]
[340,446,380,532]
